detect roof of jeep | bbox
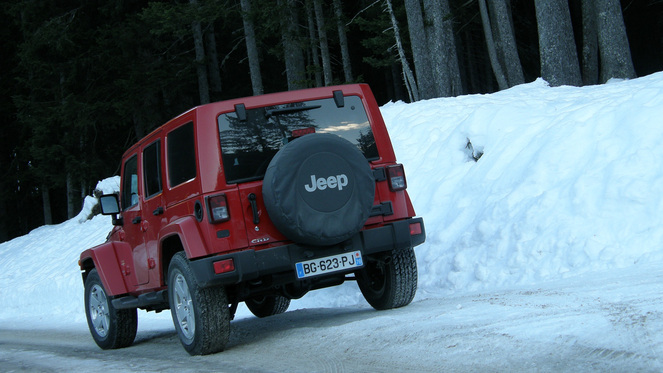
[191,83,376,118]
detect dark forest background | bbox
[1,0,662,243]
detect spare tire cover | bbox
[262,133,375,246]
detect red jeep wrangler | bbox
[79,84,425,355]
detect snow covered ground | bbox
[2,72,663,370]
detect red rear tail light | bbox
[207,194,230,223]
[213,258,235,274]
[292,127,316,138]
[409,222,422,236]
[387,164,407,192]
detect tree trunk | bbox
[133,113,145,140]
[67,173,75,219]
[313,0,333,86]
[423,0,462,97]
[205,24,222,97]
[240,0,264,95]
[581,0,599,85]
[278,0,307,90]
[490,0,524,86]
[461,27,479,93]
[596,0,636,82]
[306,1,323,87]
[385,0,418,101]
[534,0,582,87]
[404,0,435,99]
[190,0,210,103]
[42,185,52,225]
[0,198,7,243]
[478,0,508,90]
[333,0,353,82]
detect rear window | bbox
[218,95,378,184]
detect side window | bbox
[167,122,196,187]
[121,155,139,209]
[143,140,162,198]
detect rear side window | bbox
[143,140,162,198]
[121,155,139,209]
[167,122,196,187]
[218,95,378,184]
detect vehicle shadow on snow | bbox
[128,305,380,351]
[132,329,179,347]
[226,306,378,349]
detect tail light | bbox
[292,127,316,138]
[207,194,230,223]
[213,258,235,274]
[409,222,422,236]
[387,164,407,192]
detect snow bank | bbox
[296,72,663,308]
[384,74,663,294]
[0,179,119,327]
[2,73,663,327]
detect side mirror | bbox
[99,194,124,226]
[99,194,120,215]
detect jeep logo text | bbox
[304,174,348,192]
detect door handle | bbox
[153,206,164,216]
[132,216,142,224]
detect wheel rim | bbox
[364,262,387,296]
[89,284,110,338]
[173,273,195,341]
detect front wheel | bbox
[356,247,418,310]
[84,269,137,349]
[168,252,230,355]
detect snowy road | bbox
[2,263,662,372]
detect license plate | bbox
[295,251,363,279]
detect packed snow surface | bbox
[1,73,663,369]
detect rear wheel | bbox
[168,252,230,355]
[84,269,137,349]
[356,247,418,310]
[245,295,291,318]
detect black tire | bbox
[168,252,230,355]
[356,247,418,310]
[262,133,375,246]
[245,295,291,318]
[84,269,137,349]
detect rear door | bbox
[140,134,164,286]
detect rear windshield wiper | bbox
[265,105,321,118]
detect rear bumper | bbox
[190,217,425,288]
